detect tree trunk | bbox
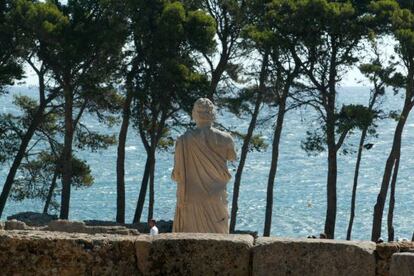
[208,51,229,100]
[371,103,410,242]
[116,90,134,223]
[43,167,59,214]
[230,53,268,233]
[263,100,286,237]
[209,71,220,100]
[0,105,46,217]
[387,156,400,241]
[133,156,151,223]
[147,156,156,221]
[346,128,367,240]
[347,89,379,240]
[145,127,158,222]
[324,110,337,239]
[60,86,74,219]
[229,94,262,233]
[133,110,166,224]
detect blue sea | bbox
[1,86,413,240]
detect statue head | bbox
[192,98,216,127]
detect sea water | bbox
[0,86,413,240]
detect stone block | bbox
[390,253,414,276]
[5,219,30,230]
[376,241,414,276]
[398,241,414,253]
[46,219,87,233]
[45,219,138,235]
[135,233,253,275]
[252,237,376,276]
[0,231,139,275]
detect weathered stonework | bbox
[252,237,376,276]
[0,230,139,275]
[45,220,139,235]
[2,230,413,276]
[2,219,139,235]
[137,233,253,275]
[0,231,253,276]
[390,253,414,276]
[376,241,414,276]
[5,219,32,230]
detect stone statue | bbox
[172,98,237,233]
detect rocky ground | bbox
[2,211,258,237]
[2,211,173,235]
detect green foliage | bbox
[75,130,116,152]
[0,0,25,93]
[371,1,414,72]
[336,104,377,134]
[3,90,101,206]
[249,134,268,152]
[11,151,94,206]
[303,104,378,155]
[0,113,21,163]
[186,9,217,53]
[127,0,216,150]
[14,0,128,93]
[389,110,402,121]
[71,156,94,188]
[11,151,57,202]
[302,130,326,155]
[222,86,261,117]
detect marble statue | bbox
[172,98,237,233]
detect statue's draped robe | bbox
[172,126,237,233]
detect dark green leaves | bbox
[336,104,377,134]
[0,0,25,93]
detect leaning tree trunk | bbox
[230,53,268,233]
[0,102,47,218]
[325,110,337,239]
[208,66,225,100]
[60,86,74,220]
[116,90,134,223]
[0,66,54,218]
[207,48,229,101]
[346,128,368,240]
[146,115,166,222]
[229,94,263,233]
[43,167,59,214]
[387,156,400,241]
[347,90,379,240]
[133,156,151,223]
[263,100,286,237]
[372,103,410,242]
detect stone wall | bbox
[1,230,413,276]
[253,237,376,276]
[376,241,414,276]
[390,253,414,276]
[0,231,253,276]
